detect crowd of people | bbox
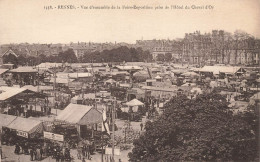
[77,144,92,161]
[14,142,72,161]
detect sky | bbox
[0,0,259,44]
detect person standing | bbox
[82,145,86,157]
[24,105,28,118]
[7,105,11,115]
[86,144,91,160]
[40,147,43,160]
[44,105,47,115]
[24,142,29,154]
[30,105,33,116]
[41,106,43,113]
[20,142,24,154]
[36,147,41,160]
[77,145,82,160]
[33,148,37,161]
[140,123,143,131]
[61,147,66,161]
[56,149,60,162]
[0,146,2,160]
[30,149,34,161]
[14,144,20,154]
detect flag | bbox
[102,110,110,137]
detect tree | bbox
[156,54,165,62]
[165,53,172,62]
[58,48,78,63]
[17,55,27,66]
[233,30,252,64]
[129,93,258,161]
[38,54,47,63]
[81,46,151,63]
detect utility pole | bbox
[37,66,40,92]
[101,132,104,162]
[112,98,116,162]
[182,42,184,66]
[37,50,40,93]
[53,65,57,116]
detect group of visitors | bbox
[29,145,43,161]
[10,139,71,161]
[14,143,43,161]
[45,143,71,161]
[77,143,93,161]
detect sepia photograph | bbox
[0,0,259,161]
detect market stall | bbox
[123,99,144,121]
[2,117,44,147]
[55,103,103,139]
[0,87,47,117]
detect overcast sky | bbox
[0,0,259,44]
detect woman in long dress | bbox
[36,147,41,160]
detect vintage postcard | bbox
[0,0,259,161]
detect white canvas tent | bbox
[126,99,144,107]
[56,103,102,125]
[5,117,43,138]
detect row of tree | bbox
[79,46,152,63]
[3,47,152,66]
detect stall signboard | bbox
[44,131,64,142]
[105,147,121,156]
[17,130,29,138]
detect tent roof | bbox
[119,83,131,88]
[116,65,143,71]
[84,93,96,99]
[126,99,144,106]
[0,114,17,129]
[155,75,162,79]
[0,88,30,101]
[0,86,16,92]
[56,103,98,124]
[142,86,177,92]
[22,85,38,92]
[133,70,150,77]
[200,66,243,74]
[71,73,92,78]
[49,78,74,84]
[71,95,83,101]
[0,69,9,75]
[104,79,116,83]
[10,66,38,73]
[181,83,196,87]
[36,62,62,68]
[250,92,260,100]
[6,117,42,133]
[22,85,53,92]
[181,71,199,77]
